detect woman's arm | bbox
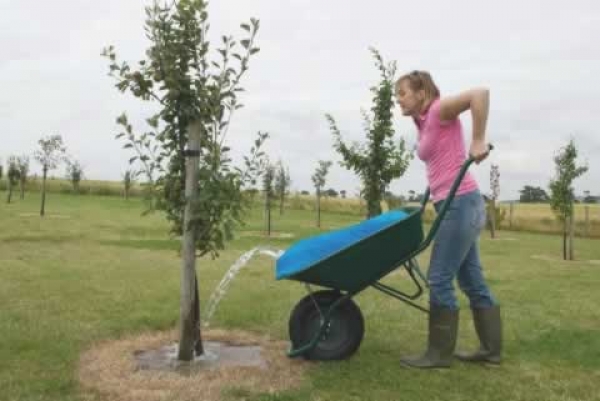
[439,88,490,162]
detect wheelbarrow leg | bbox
[408,258,429,288]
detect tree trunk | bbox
[509,202,514,229]
[6,181,12,204]
[125,186,129,200]
[178,121,202,361]
[490,199,496,239]
[367,192,382,219]
[193,274,204,355]
[568,212,575,261]
[265,194,271,236]
[316,189,321,228]
[562,217,567,261]
[20,181,25,200]
[279,194,284,216]
[40,167,47,216]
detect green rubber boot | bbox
[400,306,459,369]
[455,305,502,364]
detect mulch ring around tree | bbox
[78,328,309,401]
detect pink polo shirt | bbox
[415,97,478,203]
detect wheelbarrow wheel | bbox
[289,290,364,361]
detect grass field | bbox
[2,191,600,401]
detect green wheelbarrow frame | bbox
[282,152,490,359]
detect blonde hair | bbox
[396,70,440,101]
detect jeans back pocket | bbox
[470,195,487,231]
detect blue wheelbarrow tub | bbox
[275,210,413,281]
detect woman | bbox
[395,71,502,368]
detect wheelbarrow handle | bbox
[419,143,493,246]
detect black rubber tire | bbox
[288,290,364,361]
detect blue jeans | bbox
[428,190,497,310]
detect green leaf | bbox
[240,39,250,49]
[241,23,250,32]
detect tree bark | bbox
[279,194,284,216]
[367,191,382,219]
[193,274,203,355]
[6,181,12,204]
[265,193,271,236]
[40,167,47,216]
[178,121,202,361]
[509,202,514,229]
[562,216,567,261]
[490,199,496,239]
[568,212,575,261]
[316,189,321,228]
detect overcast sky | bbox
[2,0,599,200]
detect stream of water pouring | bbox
[202,246,284,328]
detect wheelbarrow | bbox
[275,150,491,361]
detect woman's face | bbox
[396,80,425,117]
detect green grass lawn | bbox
[2,191,600,401]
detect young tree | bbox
[519,185,549,203]
[385,191,404,209]
[6,157,20,204]
[327,48,412,219]
[66,160,84,194]
[549,139,588,260]
[243,187,259,204]
[340,189,347,199]
[325,188,338,197]
[34,135,66,216]
[488,164,500,238]
[103,0,265,360]
[17,156,30,200]
[262,162,276,236]
[123,169,136,200]
[311,160,332,228]
[274,160,291,215]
